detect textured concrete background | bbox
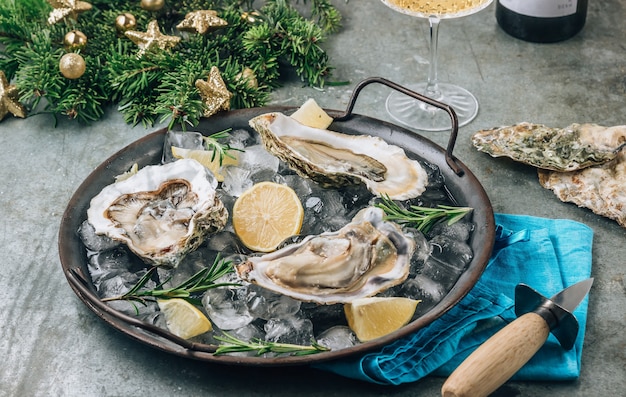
[1,1,625,396]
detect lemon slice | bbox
[157,298,212,340]
[290,98,333,129]
[344,297,420,342]
[171,146,238,182]
[232,181,304,252]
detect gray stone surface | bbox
[1,1,625,396]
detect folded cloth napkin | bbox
[315,213,594,385]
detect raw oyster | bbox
[87,159,228,267]
[538,151,626,228]
[235,207,416,304]
[249,112,428,200]
[472,122,626,171]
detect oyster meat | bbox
[235,207,416,304]
[249,112,428,200]
[472,122,626,171]
[538,150,626,228]
[87,159,228,267]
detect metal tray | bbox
[58,77,495,366]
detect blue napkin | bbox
[315,213,594,385]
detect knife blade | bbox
[441,278,593,397]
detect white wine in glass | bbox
[381,0,493,131]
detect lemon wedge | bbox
[170,146,238,182]
[232,181,304,252]
[344,297,420,342]
[157,298,212,340]
[290,98,333,129]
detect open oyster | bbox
[235,207,416,304]
[87,159,228,267]
[472,122,626,171]
[249,112,428,200]
[538,150,626,228]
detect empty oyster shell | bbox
[249,112,428,200]
[472,122,626,171]
[538,151,626,228]
[235,207,416,304]
[87,159,228,267]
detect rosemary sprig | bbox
[214,332,330,357]
[375,194,473,233]
[202,129,244,167]
[102,254,238,306]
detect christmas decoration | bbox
[63,30,87,50]
[195,66,232,118]
[46,0,92,24]
[59,52,86,79]
[0,0,342,127]
[0,71,27,120]
[115,13,137,32]
[235,67,258,89]
[176,10,228,35]
[140,0,165,12]
[241,11,262,24]
[125,20,181,57]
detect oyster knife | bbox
[441,278,593,397]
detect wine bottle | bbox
[496,0,588,43]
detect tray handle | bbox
[333,77,464,176]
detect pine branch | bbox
[0,0,342,127]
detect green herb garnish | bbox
[102,254,238,307]
[214,332,330,357]
[203,129,244,167]
[375,194,473,233]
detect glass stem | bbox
[426,15,441,98]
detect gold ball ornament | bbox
[235,67,258,89]
[59,53,86,79]
[115,13,137,32]
[241,11,262,24]
[140,0,165,12]
[63,30,87,50]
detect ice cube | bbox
[78,220,121,253]
[221,166,253,197]
[316,326,357,351]
[429,235,473,270]
[88,247,143,287]
[202,282,255,330]
[162,130,204,163]
[246,285,301,320]
[264,316,314,345]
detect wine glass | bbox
[381,0,493,131]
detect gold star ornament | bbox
[47,0,92,24]
[125,20,181,57]
[195,66,232,118]
[0,71,27,121]
[176,10,228,35]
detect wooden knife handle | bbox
[441,312,550,397]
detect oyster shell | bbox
[87,159,228,267]
[472,122,626,171]
[538,151,626,228]
[249,112,428,200]
[235,207,416,304]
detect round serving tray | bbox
[59,78,495,366]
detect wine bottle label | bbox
[499,0,578,18]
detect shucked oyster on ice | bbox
[249,112,429,200]
[235,207,416,305]
[472,122,626,171]
[87,159,228,267]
